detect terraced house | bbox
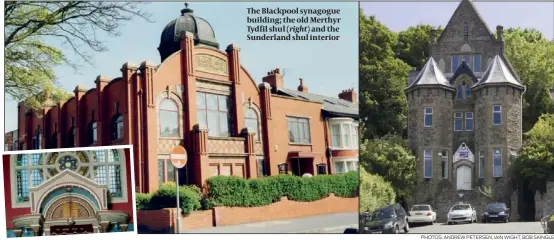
[6,6,359,193]
[405,0,525,221]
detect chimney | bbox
[430,29,437,43]
[297,78,308,92]
[496,25,504,41]
[338,88,357,103]
[262,68,283,91]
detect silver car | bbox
[447,204,477,224]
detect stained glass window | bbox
[12,149,127,204]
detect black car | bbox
[482,202,510,223]
[360,203,409,234]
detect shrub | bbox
[205,171,358,207]
[147,182,202,216]
[135,193,152,210]
[359,167,395,213]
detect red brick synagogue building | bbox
[6,6,359,193]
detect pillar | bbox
[192,124,210,186]
[258,82,273,175]
[74,85,87,147]
[30,224,40,236]
[139,60,157,192]
[95,75,110,146]
[226,44,244,136]
[121,62,137,145]
[99,221,110,233]
[120,224,129,232]
[242,127,257,178]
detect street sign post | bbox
[169,146,188,234]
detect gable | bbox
[437,0,494,43]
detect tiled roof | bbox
[406,57,454,91]
[277,88,358,117]
[472,55,524,90]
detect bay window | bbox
[333,158,358,174]
[330,119,358,149]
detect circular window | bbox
[58,155,79,171]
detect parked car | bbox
[447,203,477,224]
[482,202,510,223]
[407,204,436,225]
[360,203,409,234]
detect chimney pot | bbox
[497,25,504,41]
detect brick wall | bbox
[137,194,358,232]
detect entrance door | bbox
[456,166,472,190]
[50,224,94,235]
[290,159,314,176]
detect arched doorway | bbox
[456,165,472,190]
[43,189,100,235]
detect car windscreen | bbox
[451,205,470,210]
[411,205,431,211]
[370,208,395,221]
[486,203,506,210]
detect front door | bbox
[290,158,314,176]
[456,166,472,190]
[50,224,94,235]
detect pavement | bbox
[184,212,358,233]
[406,221,544,234]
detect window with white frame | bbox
[465,112,474,131]
[333,158,358,174]
[493,148,502,177]
[330,119,358,149]
[197,92,233,137]
[159,99,179,137]
[479,151,485,178]
[12,149,126,205]
[493,105,502,125]
[288,117,311,144]
[454,112,463,131]
[424,107,433,127]
[424,150,432,178]
[244,108,260,141]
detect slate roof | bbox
[406,57,454,91]
[450,61,479,85]
[277,88,358,118]
[472,55,524,90]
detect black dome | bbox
[158,5,219,62]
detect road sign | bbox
[170,146,187,169]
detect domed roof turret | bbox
[158,3,219,62]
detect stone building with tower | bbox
[406,0,525,221]
[6,5,359,193]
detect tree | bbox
[396,24,443,70]
[513,114,554,194]
[5,1,152,110]
[359,12,412,140]
[502,28,554,132]
[360,137,417,198]
[359,167,396,213]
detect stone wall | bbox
[535,181,554,221]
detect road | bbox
[185,212,358,233]
[407,221,544,234]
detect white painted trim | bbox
[332,157,359,174]
[454,112,463,131]
[465,112,474,131]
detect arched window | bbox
[67,127,75,148]
[244,108,260,140]
[12,149,127,204]
[50,133,57,149]
[111,115,124,141]
[88,122,97,145]
[159,99,179,137]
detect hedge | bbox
[359,167,395,213]
[205,171,358,207]
[137,182,202,215]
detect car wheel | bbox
[505,218,509,223]
[404,222,409,233]
[394,225,399,234]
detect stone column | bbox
[30,224,40,236]
[258,83,273,175]
[13,229,22,237]
[242,127,257,178]
[121,62,137,145]
[227,44,244,136]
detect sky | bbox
[4,2,359,132]
[361,1,554,40]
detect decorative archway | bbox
[453,143,475,190]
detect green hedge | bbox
[359,167,395,213]
[205,171,358,207]
[137,182,202,215]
